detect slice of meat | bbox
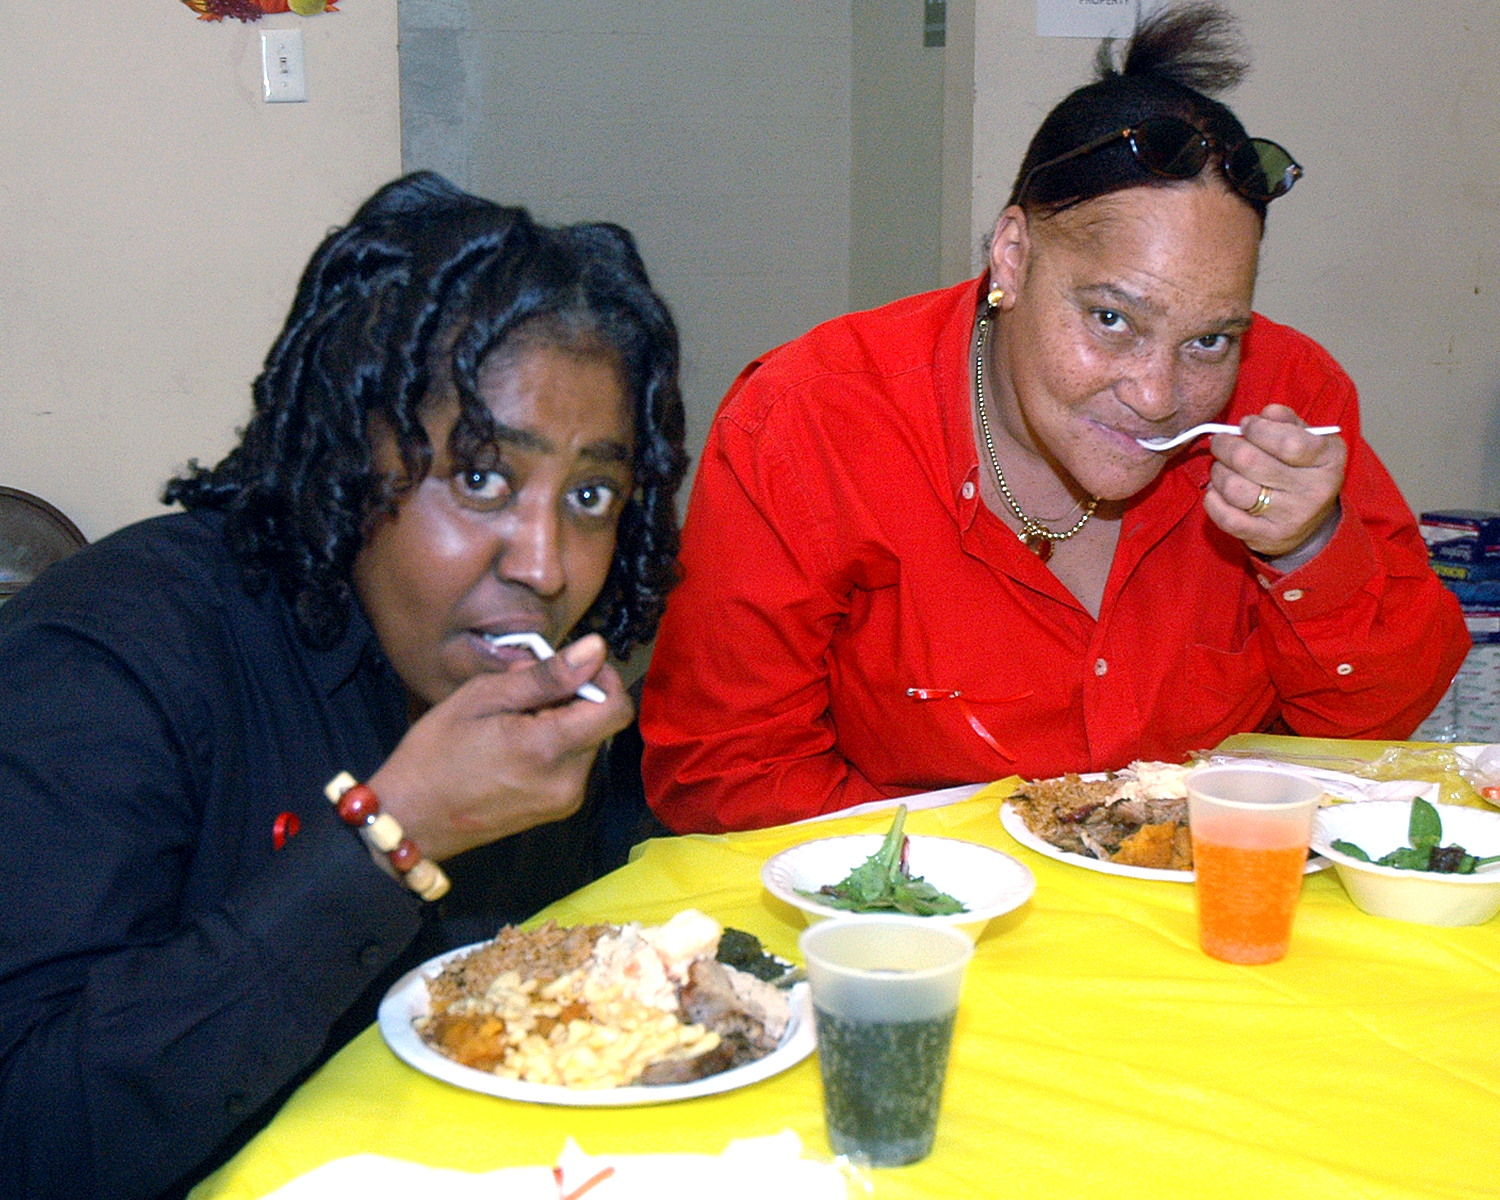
[635,1040,738,1085]
[1107,796,1188,827]
[678,959,782,1058]
[637,959,792,1086]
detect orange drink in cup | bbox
[1185,766,1324,964]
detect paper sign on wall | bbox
[1037,0,1162,39]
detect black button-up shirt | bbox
[0,511,629,1199]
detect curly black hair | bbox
[164,171,688,659]
[1006,3,1273,219]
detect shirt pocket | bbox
[1179,637,1277,739]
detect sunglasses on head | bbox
[1017,115,1303,207]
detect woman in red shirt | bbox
[639,4,1467,834]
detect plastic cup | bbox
[799,916,973,1167]
[1186,765,1324,964]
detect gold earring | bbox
[987,285,1004,310]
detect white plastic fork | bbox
[487,632,608,703]
[1135,423,1341,452]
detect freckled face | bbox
[352,343,635,710]
[993,182,1261,501]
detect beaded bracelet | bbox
[324,772,451,902]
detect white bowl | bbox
[1310,800,1500,926]
[760,833,1035,942]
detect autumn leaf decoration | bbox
[183,0,340,22]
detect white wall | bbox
[401,0,854,475]
[971,0,1500,516]
[0,2,402,541]
[851,0,947,309]
[10,1,1495,536]
[942,0,979,287]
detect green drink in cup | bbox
[799,916,973,1166]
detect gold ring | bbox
[1247,485,1272,517]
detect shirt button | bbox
[357,941,386,968]
[1284,588,1305,601]
[961,481,975,500]
[1094,658,1108,677]
[1257,575,1271,589]
[1336,663,1354,676]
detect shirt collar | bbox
[300,594,391,699]
[936,274,993,528]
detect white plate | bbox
[377,942,816,1107]
[998,800,1329,882]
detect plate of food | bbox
[378,910,814,1106]
[1000,761,1330,882]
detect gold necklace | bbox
[973,307,1098,564]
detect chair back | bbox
[0,487,87,602]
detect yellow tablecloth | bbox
[194,744,1500,1200]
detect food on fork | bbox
[1009,762,1195,870]
[416,911,792,1089]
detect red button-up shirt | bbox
[640,278,1468,834]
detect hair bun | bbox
[1099,1,1249,96]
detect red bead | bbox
[271,811,301,850]
[336,783,379,826]
[388,837,422,873]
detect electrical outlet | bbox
[261,30,307,103]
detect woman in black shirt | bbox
[0,171,686,1200]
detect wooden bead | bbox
[363,811,403,852]
[405,858,451,902]
[323,771,358,803]
[336,784,379,826]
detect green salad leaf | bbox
[1408,797,1443,849]
[1334,798,1500,875]
[799,806,968,916]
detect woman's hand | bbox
[1203,404,1346,563]
[366,634,633,862]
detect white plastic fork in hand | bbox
[1135,423,1341,452]
[487,632,608,703]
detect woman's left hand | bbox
[1203,404,1346,562]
